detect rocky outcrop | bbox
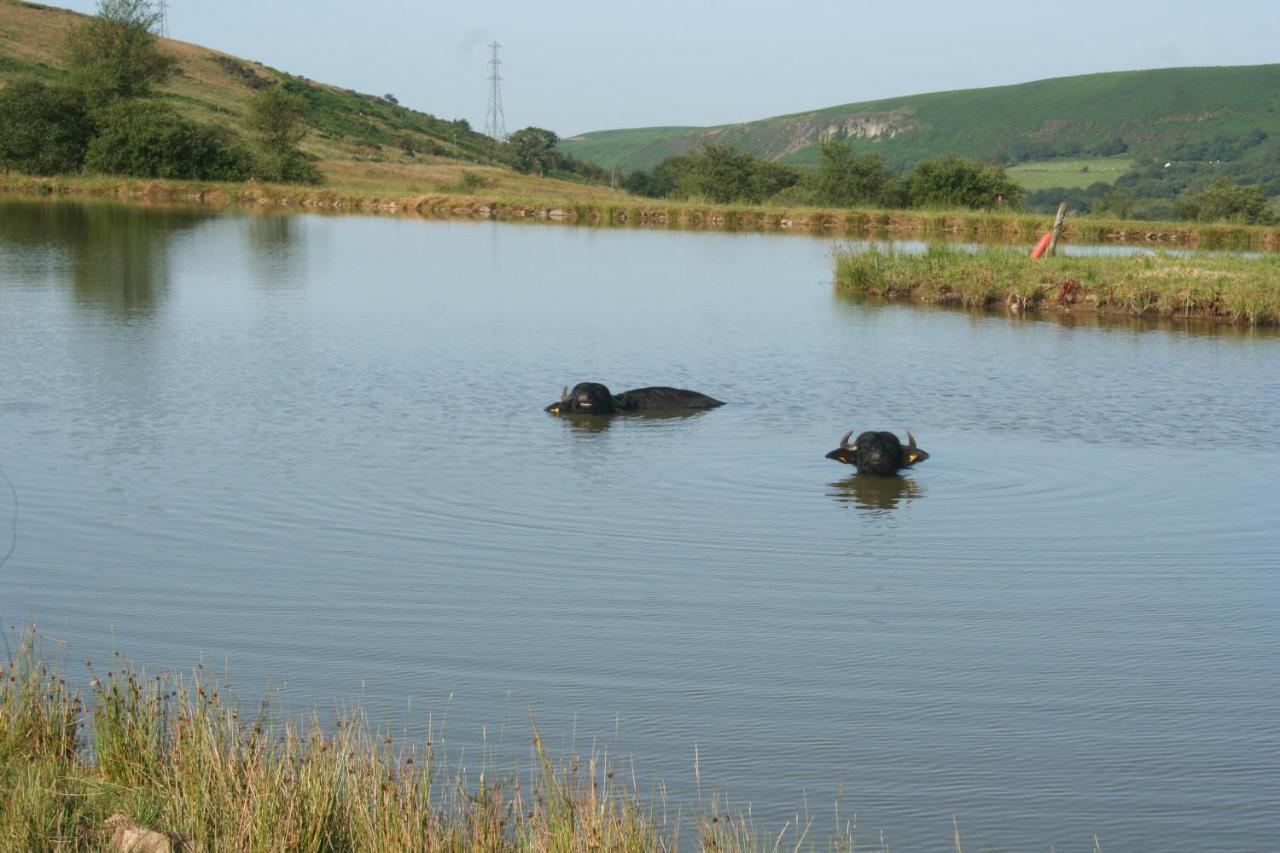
[775,109,921,158]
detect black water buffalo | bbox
[825,430,929,476]
[545,382,724,415]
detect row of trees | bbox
[623,139,1274,224]
[622,141,1025,211]
[0,0,318,184]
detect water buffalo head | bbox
[545,382,618,414]
[825,430,928,476]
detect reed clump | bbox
[0,637,870,851]
[833,244,1280,325]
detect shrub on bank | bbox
[0,80,94,175]
[84,100,253,181]
[905,156,1024,210]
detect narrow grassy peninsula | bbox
[834,245,1280,325]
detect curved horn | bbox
[561,386,569,404]
[839,430,853,449]
[906,430,918,450]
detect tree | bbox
[244,86,320,184]
[63,0,176,105]
[508,126,560,175]
[1098,189,1135,220]
[808,141,898,208]
[245,87,307,153]
[0,80,93,175]
[680,143,759,203]
[662,143,799,204]
[749,158,801,203]
[905,156,1023,210]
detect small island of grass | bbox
[834,244,1280,326]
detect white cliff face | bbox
[775,110,920,157]
[822,113,915,140]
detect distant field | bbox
[1006,157,1134,190]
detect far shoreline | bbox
[4,171,1279,253]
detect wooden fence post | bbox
[1046,202,1068,256]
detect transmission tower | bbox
[156,0,169,37]
[484,41,508,143]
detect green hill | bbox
[0,1,498,167]
[560,65,1280,174]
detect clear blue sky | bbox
[50,0,1280,137]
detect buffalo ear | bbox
[825,447,859,465]
[903,448,929,466]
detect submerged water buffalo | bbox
[825,430,929,476]
[545,382,724,415]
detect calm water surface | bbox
[1,201,1277,850]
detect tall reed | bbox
[1,637,872,851]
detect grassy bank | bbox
[1,638,883,852]
[5,171,1280,252]
[834,244,1280,325]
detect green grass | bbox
[833,243,1280,325]
[0,636,898,851]
[1007,157,1134,191]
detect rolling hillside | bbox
[560,65,1280,174]
[0,1,498,168]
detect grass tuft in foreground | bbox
[833,244,1280,325]
[1,636,878,852]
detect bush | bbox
[621,167,676,199]
[84,99,252,180]
[1174,176,1274,225]
[906,156,1023,210]
[0,79,93,174]
[252,150,323,184]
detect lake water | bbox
[1,200,1277,851]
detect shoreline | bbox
[4,173,1279,251]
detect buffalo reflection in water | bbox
[551,409,718,435]
[828,474,924,512]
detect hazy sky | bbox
[49,0,1279,137]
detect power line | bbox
[484,41,508,143]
